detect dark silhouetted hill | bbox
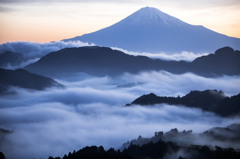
[214,93,240,117]
[24,46,188,77]
[24,46,240,78]
[126,90,240,117]
[190,47,240,76]
[0,68,63,94]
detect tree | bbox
[0,152,5,159]
[63,154,68,159]
[68,152,72,158]
[178,156,186,159]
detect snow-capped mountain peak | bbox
[120,7,188,27]
[63,6,240,53]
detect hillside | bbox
[24,46,240,78]
[0,68,63,93]
[126,90,240,117]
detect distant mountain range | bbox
[24,46,240,78]
[0,68,63,94]
[126,90,240,117]
[63,7,240,54]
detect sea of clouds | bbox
[1,70,240,159]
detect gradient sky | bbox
[0,0,240,44]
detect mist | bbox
[0,41,95,58]
[0,41,96,69]
[0,71,240,159]
[2,58,40,70]
[1,103,239,159]
[112,47,210,61]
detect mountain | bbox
[190,47,240,76]
[63,7,240,54]
[24,46,188,78]
[126,90,240,117]
[24,46,240,78]
[0,51,25,68]
[0,68,63,94]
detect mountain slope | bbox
[0,51,25,68]
[24,46,189,78]
[126,90,240,117]
[190,47,240,76]
[0,68,63,93]
[24,46,240,78]
[63,7,240,54]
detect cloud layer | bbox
[112,47,209,61]
[0,41,95,58]
[0,41,95,69]
[1,102,239,159]
[0,71,240,159]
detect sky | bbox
[0,0,240,44]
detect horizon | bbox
[0,1,240,44]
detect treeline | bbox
[48,139,240,159]
[48,146,134,159]
[126,90,240,117]
[121,123,240,150]
[0,152,6,159]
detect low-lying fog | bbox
[1,71,240,159]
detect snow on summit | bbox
[63,6,240,53]
[120,7,189,26]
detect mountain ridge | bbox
[63,7,240,53]
[126,89,240,117]
[0,68,64,94]
[24,46,240,78]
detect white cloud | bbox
[1,101,239,159]
[119,71,240,97]
[0,41,95,58]
[0,71,239,159]
[0,41,96,69]
[111,47,209,61]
